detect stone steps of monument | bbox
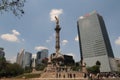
[40,72,56,78]
[31,78,88,80]
[40,71,84,78]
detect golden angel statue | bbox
[55,16,59,25]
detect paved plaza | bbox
[1,78,120,80]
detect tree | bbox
[0,49,24,77]
[0,58,24,78]
[87,65,100,74]
[35,64,46,71]
[24,66,32,73]
[72,66,82,71]
[96,61,101,66]
[87,61,101,74]
[0,0,25,16]
[0,57,6,73]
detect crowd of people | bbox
[83,72,120,80]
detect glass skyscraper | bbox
[16,49,32,68]
[16,49,24,67]
[77,11,118,72]
[36,49,48,65]
[23,52,32,68]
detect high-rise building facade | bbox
[23,52,32,68]
[16,49,32,68]
[32,54,37,68]
[77,11,118,72]
[16,49,24,67]
[36,49,48,65]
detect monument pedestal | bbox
[32,67,36,73]
[82,65,87,73]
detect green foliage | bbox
[96,61,101,66]
[87,65,100,74]
[15,73,40,79]
[0,0,25,16]
[72,66,82,71]
[5,63,24,77]
[87,61,101,74]
[35,64,46,71]
[24,66,32,73]
[0,57,24,78]
[71,62,82,71]
[35,58,48,71]
[0,57,7,77]
[0,57,6,69]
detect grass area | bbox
[15,73,41,79]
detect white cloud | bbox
[79,16,84,19]
[46,36,52,43]
[0,30,21,42]
[46,40,50,43]
[12,29,20,35]
[35,46,48,51]
[75,35,79,42]
[115,37,120,45]
[1,33,19,42]
[46,33,55,43]
[50,9,63,21]
[62,40,68,45]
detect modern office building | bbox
[32,54,37,68]
[23,52,32,68]
[77,11,118,72]
[0,48,5,58]
[16,49,24,67]
[36,49,48,65]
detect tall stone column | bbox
[55,16,61,55]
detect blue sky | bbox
[0,0,120,63]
